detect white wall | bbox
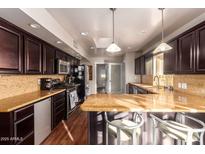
[123,52,141,92]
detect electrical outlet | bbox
[37,79,41,85]
[182,83,187,89]
[178,82,182,88]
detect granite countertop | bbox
[80,83,205,112]
[0,89,66,112]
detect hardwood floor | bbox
[42,107,88,145]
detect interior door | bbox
[108,63,122,93]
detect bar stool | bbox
[150,113,205,145]
[104,112,144,145]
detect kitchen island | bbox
[80,83,205,145]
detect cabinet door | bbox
[0,22,23,74]
[135,58,141,75]
[196,25,205,72]
[140,56,145,75]
[178,32,195,73]
[24,36,42,74]
[164,40,178,74]
[56,50,67,61]
[43,44,55,74]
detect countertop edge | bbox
[0,89,66,112]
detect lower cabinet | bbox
[128,84,150,94]
[0,105,34,145]
[51,91,66,129]
[0,92,66,145]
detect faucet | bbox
[154,75,160,89]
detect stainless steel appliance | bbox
[34,98,51,145]
[66,87,79,116]
[57,59,70,75]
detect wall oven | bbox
[57,59,70,75]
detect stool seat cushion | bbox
[158,120,200,142]
[108,119,141,141]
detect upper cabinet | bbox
[178,31,195,74]
[164,40,178,74]
[135,57,141,75]
[135,56,145,75]
[0,21,23,74]
[24,36,42,74]
[43,44,55,74]
[196,25,205,73]
[56,50,67,61]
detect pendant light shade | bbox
[106,42,121,52]
[154,8,172,54]
[106,8,121,53]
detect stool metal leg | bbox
[117,128,121,145]
[200,132,204,145]
[106,123,108,145]
[131,129,137,145]
[186,131,193,145]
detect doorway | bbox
[96,63,122,94]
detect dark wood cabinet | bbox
[0,21,23,74]
[140,56,145,75]
[43,44,55,74]
[0,105,34,145]
[135,57,141,75]
[24,36,42,74]
[52,92,66,129]
[56,50,67,61]
[164,40,178,74]
[135,56,145,75]
[178,32,195,73]
[196,25,205,73]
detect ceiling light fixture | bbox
[153,8,172,54]
[29,23,41,29]
[106,8,121,53]
[56,41,63,44]
[80,32,89,36]
[90,46,95,49]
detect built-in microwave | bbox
[57,59,70,75]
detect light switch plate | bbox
[37,79,41,85]
[182,83,187,89]
[178,82,182,88]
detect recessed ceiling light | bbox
[29,23,41,29]
[56,41,63,44]
[90,46,95,49]
[128,47,132,49]
[80,32,88,36]
[141,30,146,34]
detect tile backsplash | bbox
[138,74,205,97]
[173,75,205,97]
[0,75,64,100]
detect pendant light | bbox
[153,8,172,53]
[106,8,121,53]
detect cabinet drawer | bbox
[54,97,66,108]
[55,110,65,125]
[14,105,34,121]
[14,114,34,143]
[55,103,66,114]
[53,92,66,102]
[16,132,34,145]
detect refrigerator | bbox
[74,65,89,102]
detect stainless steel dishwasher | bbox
[34,98,51,145]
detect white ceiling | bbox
[0,8,205,60]
[47,8,205,57]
